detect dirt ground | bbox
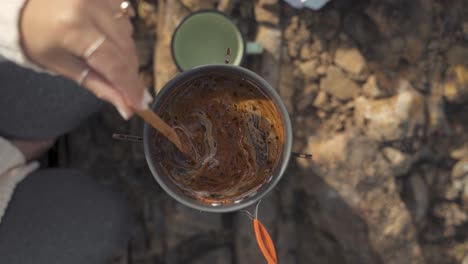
[56,0,468,263]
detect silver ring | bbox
[115,1,135,18]
[83,36,106,59]
[77,68,90,85]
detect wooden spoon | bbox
[134,109,184,153]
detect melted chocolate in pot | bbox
[153,73,285,205]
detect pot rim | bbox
[143,64,292,213]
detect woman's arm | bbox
[0,137,39,223]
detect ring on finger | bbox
[83,35,106,59]
[115,1,135,18]
[77,68,90,85]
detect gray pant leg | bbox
[0,60,103,140]
[0,169,131,264]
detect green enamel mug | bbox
[171,10,263,71]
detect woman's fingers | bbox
[44,51,134,119]
[20,0,149,119]
[89,0,136,56]
[62,25,146,110]
[84,70,134,120]
[85,38,144,109]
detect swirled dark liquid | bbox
[152,73,285,205]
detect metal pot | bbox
[143,65,292,213]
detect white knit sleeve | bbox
[0,0,45,72]
[0,137,39,223]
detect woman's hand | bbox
[20,0,150,119]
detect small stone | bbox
[382,147,412,176]
[452,159,468,179]
[451,144,468,160]
[311,38,324,52]
[217,0,237,13]
[302,133,348,168]
[299,59,319,79]
[254,0,279,25]
[296,84,318,112]
[299,43,316,60]
[304,83,319,94]
[316,65,328,75]
[433,202,468,227]
[354,82,426,141]
[363,75,388,99]
[320,52,332,65]
[444,66,468,104]
[320,66,360,101]
[137,1,158,28]
[296,98,310,112]
[299,39,323,60]
[408,174,429,222]
[287,41,299,58]
[334,47,366,74]
[313,90,328,109]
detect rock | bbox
[284,16,310,58]
[444,65,468,104]
[287,42,299,59]
[316,65,328,75]
[463,22,468,35]
[427,95,451,135]
[311,38,324,53]
[433,202,468,227]
[301,133,348,168]
[217,0,238,13]
[363,75,388,99]
[137,1,158,28]
[320,66,360,101]
[408,173,429,222]
[296,84,318,112]
[444,185,460,201]
[301,134,425,264]
[254,0,279,25]
[299,59,319,79]
[313,90,328,109]
[299,40,322,60]
[446,45,468,66]
[382,147,413,176]
[451,144,468,160]
[354,82,426,141]
[334,47,366,74]
[300,43,316,60]
[452,159,468,179]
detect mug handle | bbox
[246,42,263,55]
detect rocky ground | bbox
[56,0,468,263]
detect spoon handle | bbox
[134,109,183,152]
